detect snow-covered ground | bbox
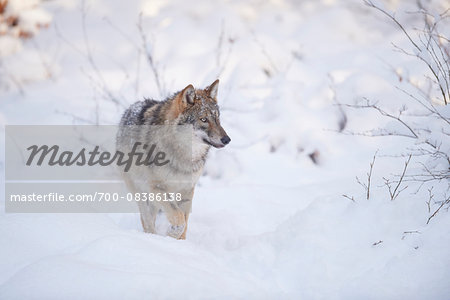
[1,0,449,299]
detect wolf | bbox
[117,79,230,239]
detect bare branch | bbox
[366,0,449,105]
[426,187,434,213]
[343,99,419,138]
[427,194,450,224]
[81,0,125,108]
[372,240,383,246]
[364,0,421,51]
[137,13,164,97]
[342,194,355,202]
[357,150,378,200]
[392,154,411,199]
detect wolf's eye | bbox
[200,117,207,123]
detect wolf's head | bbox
[170,79,230,148]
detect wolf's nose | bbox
[221,136,231,145]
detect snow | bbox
[1,0,449,299]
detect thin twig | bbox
[386,154,411,201]
[364,0,421,51]
[137,13,164,97]
[342,194,356,202]
[357,150,378,200]
[427,195,450,224]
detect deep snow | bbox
[0,0,449,299]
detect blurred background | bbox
[0,0,449,298]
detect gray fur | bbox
[117,80,230,239]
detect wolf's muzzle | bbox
[221,136,231,145]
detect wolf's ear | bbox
[181,84,195,105]
[207,79,219,101]
[169,84,195,120]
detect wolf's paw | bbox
[167,224,185,239]
[166,209,185,239]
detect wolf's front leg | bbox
[176,190,194,240]
[179,213,190,240]
[137,200,157,234]
[163,202,186,239]
[123,176,158,234]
